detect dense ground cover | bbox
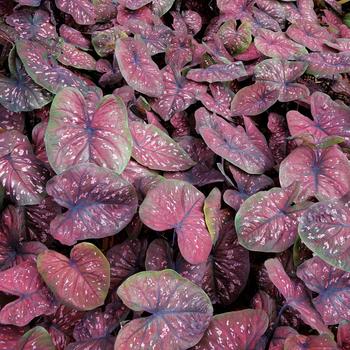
[0,0,350,349]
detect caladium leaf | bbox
[118,0,152,10]
[216,0,255,18]
[279,145,350,202]
[264,258,330,335]
[203,187,222,243]
[0,130,49,205]
[18,327,55,350]
[255,29,308,59]
[194,309,269,350]
[139,179,212,264]
[55,0,96,25]
[145,238,174,271]
[115,36,164,97]
[37,243,110,311]
[0,325,25,349]
[59,24,90,50]
[152,65,206,121]
[16,40,88,94]
[0,261,55,326]
[296,256,350,325]
[269,327,299,350]
[45,87,132,174]
[186,62,247,83]
[195,108,273,174]
[284,334,338,350]
[116,269,213,350]
[254,59,309,102]
[0,105,24,132]
[92,27,120,58]
[325,38,350,53]
[298,195,350,272]
[230,82,279,116]
[129,121,195,171]
[235,184,306,252]
[152,0,176,16]
[338,321,350,350]
[303,52,350,76]
[47,164,138,245]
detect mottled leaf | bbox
[18,327,55,350]
[0,105,24,132]
[303,52,350,76]
[284,334,338,350]
[59,24,90,50]
[0,325,25,350]
[55,0,96,25]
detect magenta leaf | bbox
[115,37,164,97]
[0,325,25,350]
[0,130,49,205]
[45,87,132,174]
[59,24,90,50]
[194,309,269,350]
[186,62,247,83]
[216,0,255,18]
[139,179,212,264]
[264,258,330,335]
[254,59,309,102]
[296,256,350,325]
[0,105,24,132]
[152,0,176,16]
[203,187,222,243]
[284,334,338,350]
[17,327,55,350]
[55,0,96,25]
[235,184,306,252]
[0,261,55,326]
[338,321,350,350]
[269,327,299,350]
[255,29,308,59]
[129,121,195,171]
[152,65,206,121]
[116,269,213,350]
[299,195,350,272]
[16,40,88,94]
[230,82,279,116]
[145,238,174,271]
[118,0,152,10]
[195,108,273,174]
[37,243,110,311]
[46,163,138,245]
[303,52,350,76]
[279,145,350,202]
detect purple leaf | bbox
[45,87,132,174]
[338,321,350,350]
[118,0,152,10]
[17,327,55,350]
[55,0,96,25]
[129,121,195,171]
[37,243,110,311]
[139,179,212,264]
[0,261,55,326]
[235,184,306,252]
[254,59,309,102]
[152,0,176,16]
[325,38,350,53]
[145,238,174,271]
[303,52,350,76]
[279,145,350,202]
[186,62,247,83]
[195,108,273,174]
[16,40,88,94]
[0,130,49,205]
[0,325,25,350]
[297,256,350,325]
[0,105,24,132]
[59,24,90,50]
[194,309,269,350]
[46,163,138,245]
[116,269,213,349]
[264,258,330,335]
[255,29,308,59]
[92,27,119,58]
[216,0,255,18]
[269,327,299,350]
[284,334,338,350]
[152,66,206,121]
[299,195,350,272]
[230,82,279,116]
[115,37,164,97]
[255,0,286,24]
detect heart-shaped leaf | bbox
[139,179,212,264]
[297,256,350,325]
[235,184,306,252]
[46,163,138,245]
[115,269,213,350]
[299,195,350,272]
[284,334,338,350]
[303,52,350,76]
[254,59,309,102]
[115,36,164,97]
[194,309,269,350]
[129,121,195,171]
[59,24,90,50]
[279,145,350,202]
[18,327,55,350]
[0,105,24,132]
[0,130,49,205]
[195,108,273,174]
[264,258,330,335]
[216,0,255,18]
[45,87,132,174]
[230,82,279,116]
[55,0,96,25]
[0,261,55,326]
[37,243,110,311]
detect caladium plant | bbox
[0,0,349,348]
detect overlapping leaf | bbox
[303,52,350,76]
[284,334,338,350]
[17,327,55,350]
[55,0,96,25]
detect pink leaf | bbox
[55,0,96,25]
